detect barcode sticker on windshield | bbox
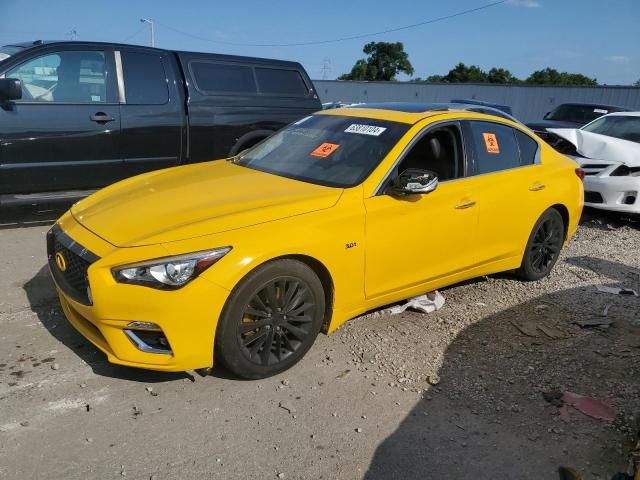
[593,109,608,114]
[344,124,387,136]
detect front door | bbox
[364,122,479,299]
[0,47,123,194]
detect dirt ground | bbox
[0,204,639,480]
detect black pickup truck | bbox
[0,41,321,205]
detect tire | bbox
[516,208,565,281]
[214,259,325,379]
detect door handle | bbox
[529,184,546,192]
[455,201,476,210]
[90,112,115,123]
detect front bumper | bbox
[583,176,640,214]
[48,215,231,372]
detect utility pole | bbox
[320,57,331,80]
[66,28,78,40]
[140,18,155,47]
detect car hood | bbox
[547,128,640,166]
[71,161,343,247]
[526,120,583,131]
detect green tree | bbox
[487,67,520,84]
[525,68,597,86]
[409,74,446,83]
[443,63,488,83]
[338,42,414,81]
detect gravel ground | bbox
[0,205,638,480]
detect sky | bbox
[1,0,639,85]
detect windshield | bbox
[234,114,410,188]
[0,45,24,62]
[582,115,640,143]
[547,104,614,124]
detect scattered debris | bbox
[278,402,295,415]
[51,363,59,370]
[427,374,441,386]
[511,321,564,338]
[388,291,445,315]
[355,428,362,433]
[336,369,351,379]
[544,389,615,421]
[557,466,583,480]
[572,318,613,329]
[596,285,638,296]
[561,392,615,421]
[537,324,564,339]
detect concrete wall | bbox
[313,80,640,123]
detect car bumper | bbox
[583,176,640,214]
[48,216,231,372]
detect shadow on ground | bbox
[364,257,640,479]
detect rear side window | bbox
[515,130,539,165]
[255,67,308,96]
[121,51,168,105]
[468,121,520,174]
[191,62,257,94]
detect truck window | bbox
[5,50,107,103]
[255,67,308,96]
[190,61,257,94]
[121,51,168,105]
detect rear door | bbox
[118,48,184,175]
[461,120,545,266]
[0,46,123,194]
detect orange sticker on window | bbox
[310,142,340,158]
[482,133,500,154]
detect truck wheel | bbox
[516,208,565,281]
[215,259,325,379]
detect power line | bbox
[153,1,505,48]
[122,26,146,43]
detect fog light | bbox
[126,321,161,331]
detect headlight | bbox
[112,247,232,289]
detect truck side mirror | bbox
[0,78,22,102]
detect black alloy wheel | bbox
[239,277,315,366]
[215,259,325,379]
[517,208,565,281]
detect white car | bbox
[548,112,640,214]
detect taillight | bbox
[575,168,585,181]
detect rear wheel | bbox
[215,259,325,379]
[516,208,565,281]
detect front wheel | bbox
[215,259,325,379]
[516,208,565,281]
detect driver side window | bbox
[6,50,107,103]
[394,124,464,182]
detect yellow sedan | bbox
[48,103,584,378]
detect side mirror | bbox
[391,168,439,195]
[0,78,21,102]
[543,111,551,120]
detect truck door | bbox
[0,46,123,194]
[118,48,183,175]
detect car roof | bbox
[599,111,640,117]
[2,40,302,67]
[556,102,631,111]
[316,102,523,125]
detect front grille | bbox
[581,163,613,176]
[584,191,604,204]
[47,225,99,305]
